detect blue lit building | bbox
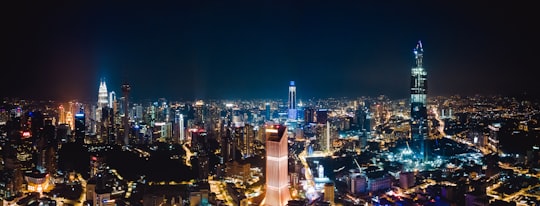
[265,103,271,121]
[288,81,297,121]
[410,40,429,161]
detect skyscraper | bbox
[108,91,116,109]
[121,83,131,145]
[97,79,109,122]
[75,111,85,141]
[288,81,297,121]
[98,79,109,109]
[58,105,66,124]
[410,40,429,161]
[179,113,185,142]
[265,103,271,121]
[265,124,290,206]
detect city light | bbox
[1,3,537,205]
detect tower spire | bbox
[98,78,109,108]
[414,40,424,68]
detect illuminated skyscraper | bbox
[58,105,66,124]
[108,91,116,109]
[265,103,271,120]
[326,121,331,152]
[410,40,429,161]
[265,124,290,206]
[179,114,185,142]
[97,79,109,123]
[98,79,109,108]
[66,111,74,130]
[121,83,131,145]
[288,81,297,121]
[75,111,85,141]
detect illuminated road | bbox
[298,148,319,202]
[431,106,446,137]
[209,180,235,206]
[77,173,87,206]
[182,142,194,167]
[485,163,540,203]
[53,173,86,206]
[502,184,540,203]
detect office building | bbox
[265,124,290,206]
[75,111,85,141]
[265,103,271,121]
[121,83,131,145]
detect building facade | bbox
[410,40,429,161]
[265,124,290,206]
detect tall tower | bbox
[121,83,131,145]
[97,79,108,121]
[179,114,185,142]
[265,103,271,120]
[410,40,429,161]
[98,79,109,109]
[265,124,290,206]
[58,105,66,124]
[109,91,116,109]
[288,81,297,121]
[326,121,331,153]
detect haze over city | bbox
[2,1,538,101]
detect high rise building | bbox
[265,124,290,206]
[304,107,315,123]
[66,111,74,130]
[316,109,328,124]
[265,103,271,121]
[296,101,305,124]
[179,113,185,142]
[326,121,331,152]
[108,91,116,109]
[410,40,429,161]
[58,105,66,124]
[75,111,85,141]
[121,83,131,145]
[97,79,109,122]
[288,81,297,121]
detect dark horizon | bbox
[2,1,538,102]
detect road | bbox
[182,142,194,167]
[209,180,235,206]
[298,148,320,202]
[54,173,87,206]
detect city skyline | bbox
[2,1,538,101]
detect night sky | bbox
[3,1,538,101]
